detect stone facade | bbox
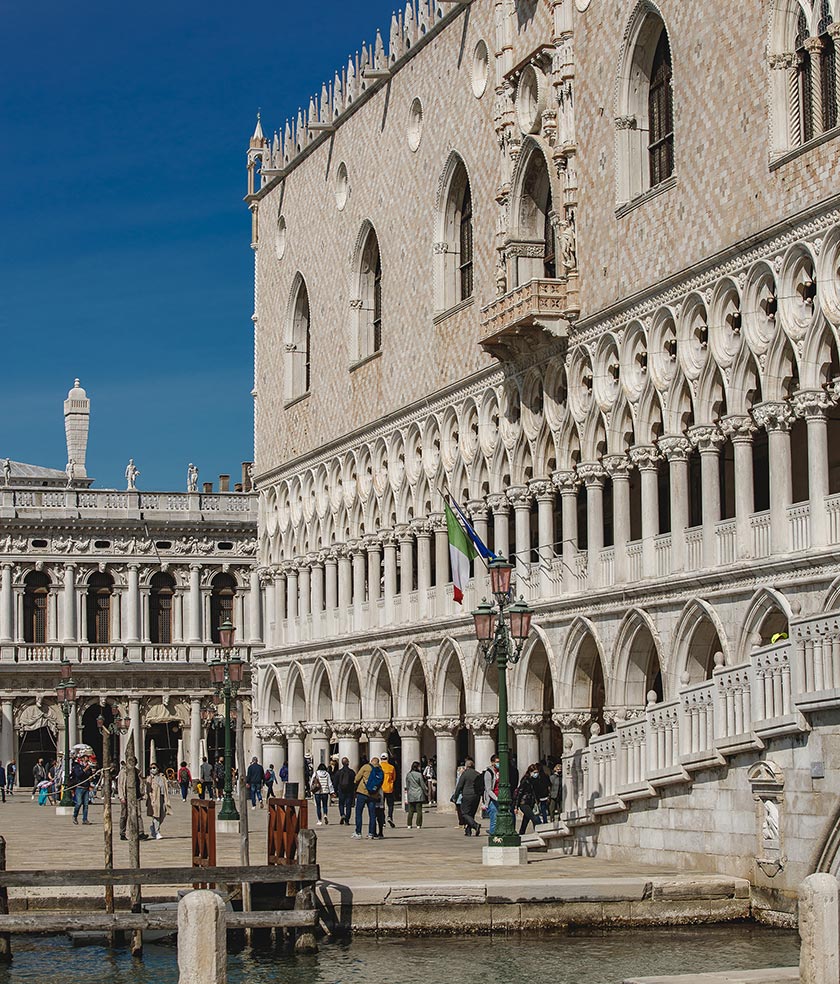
[0,382,261,782]
[248,0,840,907]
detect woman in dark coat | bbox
[514,763,542,834]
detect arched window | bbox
[350,224,383,363]
[508,143,556,288]
[87,572,113,644]
[434,155,474,313]
[797,8,816,143]
[149,572,175,645]
[285,275,310,401]
[819,1,838,132]
[210,573,236,643]
[616,9,675,203]
[23,571,49,644]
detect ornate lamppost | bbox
[472,556,533,854]
[56,659,77,810]
[208,619,244,822]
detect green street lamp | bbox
[56,659,77,808]
[472,556,533,849]
[209,620,244,822]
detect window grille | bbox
[459,183,473,301]
[23,573,49,644]
[648,30,674,187]
[373,247,382,352]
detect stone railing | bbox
[680,680,716,759]
[716,520,737,565]
[2,487,256,519]
[479,278,571,357]
[788,502,811,552]
[792,610,840,697]
[751,511,771,558]
[6,643,255,666]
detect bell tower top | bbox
[64,378,90,478]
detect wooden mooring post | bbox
[124,732,142,957]
[0,837,10,963]
[98,718,115,946]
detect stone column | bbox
[285,564,299,621]
[383,533,398,624]
[799,872,840,984]
[394,718,423,795]
[337,547,352,613]
[794,390,832,549]
[260,571,274,646]
[350,542,366,615]
[398,526,414,621]
[553,711,589,813]
[603,455,630,582]
[688,425,725,568]
[414,520,433,601]
[273,570,286,643]
[129,698,143,773]
[333,722,361,769]
[310,555,325,616]
[249,568,263,643]
[659,435,692,572]
[578,463,606,588]
[487,493,511,561]
[428,717,460,811]
[0,700,15,765]
[721,414,756,560]
[189,697,202,776]
[628,446,660,578]
[307,722,330,767]
[467,499,491,551]
[283,725,305,789]
[468,715,498,770]
[430,514,449,599]
[530,480,556,597]
[510,713,543,769]
[62,564,77,643]
[508,485,532,579]
[753,401,794,555]
[298,561,311,619]
[553,470,579,594]
[189,565,202,643]
[0,565,12,644]
[365,538,382,610]
[126,564,140,643]
[324,551,338,611]
[261,727,287,775]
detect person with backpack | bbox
[177,761,192,802]
[198,756,214,800]
[379,752,397,828]
[334,757,356,824]
[245,756,265,809]
[452,756,483,836]
[5,761,15,796]
[264,764,277,798]
[352,755,383,839]
[310,761,334,825]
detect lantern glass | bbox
[65,682,77,702]
[55,684,66,703]
[209,660,225,687]
[228,657,245,685]
[218,620,235,649]
[472,599,495,643]
[60,659,72,681]
[122,716,131,731]
[489,556,513,597]
[508,597,533,642]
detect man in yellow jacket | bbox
[380,752,397,829]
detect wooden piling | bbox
[125,732,143,957]
[99,720,115,945]
[0,837,11,962]
[294,829,318,954]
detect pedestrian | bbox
[548,762,563,820]
[265,763,277,798]
[145,764,170,839]
[514,764,542,834]
[47,760,57,805]
[304,754,313,797]
[0,762,6,804]
[214,756,225,799]
[31,757,46,799]
[279,761,289,788]
[452,756,483,836]
[311,761,334,825]
[534,762,550,823]
[199,756,214,800]
[117,759,147,840]
[423,757,436,805]
[245,756,265,809]
[352,755,382,840]
[379,752,397,828]
[6,760,15,796]
[334,757,356,824]
[72,755,94,825]
[177,761,192,801]
[484,754,499,834]
[404,761,428,829]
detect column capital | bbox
[127,562,142,572]
[361,719,391,738]
[508,712,544,734]
[392,717,424,737]
[768,50,796,70]
[311,551,326,568]
[304,720,328,739]
[576,461,607,486]
[602,454,630,479]
[411,517,433,538]
[189,562,203,572]
[467,499,490,522]
[720,413,756,442]
[466,714,498,736]
[394,524,414,544]
[752,401,794,433]
[427,715,461,737]
[803,35,825,55]
[506,484,532,509]
[280,723,305,740]
[347,538,365,556]
[551,710,591,732]
[428,512,447,533]
[628,445,661,471]
[324,547,340,564]
[528,479,556,501]
[657,434,692,462]
[331,720,361,739]
[281,560,300,576]
[256,724,284,742]
[380,529,399,548]
[363,536,382,554]
[486,492,511,514]
[688,424,726,453]
[552,468,580,493]
[793,389,831,420]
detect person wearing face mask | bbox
[548,762,563,821]
[514,763,541,834]
[533,761,551,824]
[145,764,171,840]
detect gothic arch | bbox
[432,637,468,717]
[395,644,430,719]
[511,625,558,715]
[561,617,610,718]
[612,608,665,707]
[308,658,335,722]
[285,273,311,402]
[737,587,795,661]
[335,652,363,721]
[434,150,475,312]
[508,136,560,287]
[282,662,308,723]
[366,648,395,720]
[349,220,383,364]
[671,599,730,683]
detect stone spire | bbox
[63,378,90,479]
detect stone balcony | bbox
[479,278,573,360]
[1,642,256,667]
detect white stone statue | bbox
[762,799,780,845]
[2,458,10,486]
[559,221,577,272]
[187,463,199,493]
[125,458,140,490]
[66,459,76,487]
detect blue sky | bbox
[0,0,398,491]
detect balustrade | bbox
[589,732,620,801]
[654,533,672,577]
[617,719,648,789]
[751,640,794,720]
[680,681,716,757]
[627,541,643,581]
[793,611,840,694]
[685,528,703,571]
[826,492,840,544]
[714,663,753,740]
[715,520,736,565]
[751,511,771,558]
[788,502,811,552]
[646,698,681,773]
[599,547,615,587]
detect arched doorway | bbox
[81,702,116,767]
[519,640,560,761]
[18,726,57,787]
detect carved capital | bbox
[576,461,607,485]
[466,715,498,737]
[658,434,692,462]
[392,717,424,737]
[304,720,329,739]
[528,479,556,502]
[257,724,284,742]
[793,389,831,420]
[280,723,305,741]
[752,401,794,433]
[551,710,590,732]
[768,51,796,70]
[361,719,390,739]
[628,445,661,471]
[433,241,449,255]
[394,524,414,544]
[427,715,461,737]
[508,712,544,734]
[602,454,630,479]
[720,413,756,443]
[331,720,361,740]
[688,424,726,453]
[614,114,637,130]
[486,492,511,514]
[552,469,580,493]
[467,499,490,522]
[507,484,532,509]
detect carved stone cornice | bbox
[552,469,580,493]
[658,435,692,462]
[752,401,794,433]
[602,454,630,479]
[688,424,726,453]
[466,715,498,736]
[793,389,832,420]
[720,414,756,443]
[576,461,607,486]
[508,712,545,734]
[426,715,461,736]
[628,445,661,471]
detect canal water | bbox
[0,924,800,983]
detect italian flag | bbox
[444,500,476,604]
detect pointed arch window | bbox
[87,572,113,645]
[458,182,474,301]
[150,571,175,645]
[23,571,50,644]
[285,275,311,402]
[648,30,674,187]
[435,155,474,313]
[509,145,556,287]
[351,225,383,363]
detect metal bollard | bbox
[178,890,226,984]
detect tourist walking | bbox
[177,761,192,801]
[0,763,6,804]
[404,761,428,829]
[311,761,334,825]
[31,758,46,799]
[452,757,482,836]
[264,763,277,798]
[422,758,436,805]
[548,762,562,820]
[514,764,542,834]
[198,756,214,799]
[5,761,14,796]
[72,755,94,825]
[534,762,550,823]
[379,752,397,828]
[117,759,147,840]
[213,756,225,799]
[146,764,170,839]
[352,756,382,839]
[334,757,356,824]
[245,756,265,808]
[484,755,499,834]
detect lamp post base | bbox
[55,805,74,816]
[216,819,240,834]
[482,845,529,867]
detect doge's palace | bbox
[0,381,261,782]
[248,0,840,910]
